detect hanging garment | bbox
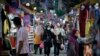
[85,18,94,37]
[4,19,10,35]
[85,20,91,37]
[94,9,100,26]
[79,6,88,37]
[9,36,16,49]
[1,9,11,50]
[1,9,11,38]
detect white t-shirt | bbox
[16,27,29,54]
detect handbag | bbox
[60,44,65,50]
[39,42,44,49]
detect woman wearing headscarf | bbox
[67,29,79,56]
[33,22,44,54]
[43,24,55,56]
[53,23,64,56]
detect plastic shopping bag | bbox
[39,42,44,49]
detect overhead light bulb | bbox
[54,13,57,16]
[34,7,37,10]
[26,3,30,6]
[40,10,43,13]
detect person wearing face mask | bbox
[52,23,63,56]
[43,24,55,56]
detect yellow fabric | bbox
[89,18,94,26]
[33,33,42,44]
[4,19,9,34]
[85,19,94,37]
[90,0,99,4]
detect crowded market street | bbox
[0,0,100,56]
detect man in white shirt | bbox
[12,17,29,56]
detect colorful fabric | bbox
[4,19,10,35]
[34,32,42,44]
[68,29,79,56]
[1,9,11,38]
[85,20,91,37]
[79,6,88,37]
[9,36,16,48]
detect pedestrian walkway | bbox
[30,47,67,56]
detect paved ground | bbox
[30,47,67,56]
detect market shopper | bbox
[67,29,79,56]
[43,25,55,56]
[12,17,29,56]
[63,22,70,54]
[53,23,64,56]
[33,22,43,54]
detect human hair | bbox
[97,18,100,29]
[12,17,21,26]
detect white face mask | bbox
[81,5,85,10]
[51,28,54,32]
[47,27,50,30]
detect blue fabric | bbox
[94,9,100,29]
[94,9,100,20]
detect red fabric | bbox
[79,7,88,37]
[9,36,16,48]
[5,5,16,14]
[5,5,10,14]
